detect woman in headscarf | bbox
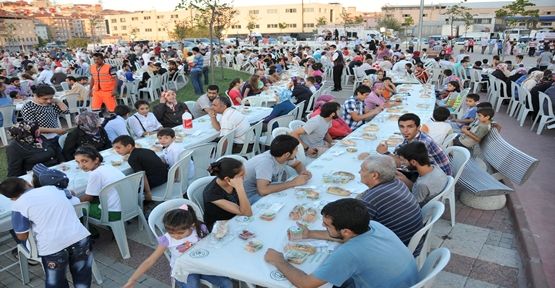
[153,89,192,127]
[263,84,296,128]
[309,94,352,139]
[62,111,111,160]
[530,70,554,116]
[522,70,544,91]
[491,63,512,98]
[365,82,386,112]
[6,121,60,176]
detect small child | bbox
[157,128,181,167]
[451,93,479,130]
[421,106,453,145]
[382,77,396,100]
[112,135,168,201]
[127,100,162,138]
[453,107,494,150]
[438,81,461,105]
[313,75,323,90]
[123,205,233,288]
[32,163,80,204]
[104,104,131,142]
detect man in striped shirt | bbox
[357,154,424,255]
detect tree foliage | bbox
[495,0,539,28]
[442,4,471,37]
[36,36,47,48]
[315,16,327,27]
[278,22,288,32]
[170,20,208,39]
[67,38,89,49]
[377,16,401,31]
[402,16,414,27]
[246,13,258,35]
[340,9,363,26]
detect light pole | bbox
[417,0,424,51]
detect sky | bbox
[52,0,504,12]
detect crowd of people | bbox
[0,33,554,288]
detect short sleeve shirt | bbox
[342,96,366,130]
[459,121,491,147]
[128,148,169,189]
[193,94,212,117]
[21,101,66,129]
[412,165,449,206]
[85,165,125,212]
[243,151,289,203]
[217,108,250,144]
[203,178,240,231]
[300,115,331,148]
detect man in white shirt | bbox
[192,84,219,117]
[36,66,53,85]
[480,38,489,54]
[209,96,250,151]
[392,57,412,73]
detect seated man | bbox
[357,154,424,253]
[396,142,449,206]
[243,135,311,203]
[342,85,383,131]
[290,102,340,157]
[376,113,453,176]
[192,84,219,117]
[264,198,418,288]
[208,96,250,154]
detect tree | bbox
[246,13,258,36]
[212,6,236,80]
[171,21,188,40]
[176,0,234,83]
[67,38,89,49]
[442,4,471,37]
[401,16,414,37]
[495,0,539,29]
[36,36,47,48]
[278,22,288,33]
[461,12,475,35]
[353,16,364,25]
[315,16,327,27]
[377,16,401,32]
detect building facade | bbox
[0,12,38,51]
[34,21,49,41]
[35,15,72,42]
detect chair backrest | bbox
[65,93,81,114]
[61,82,70,91]
[73,201,90,228]
[216,129,236,158]
[480,128,539,185]
[0,105,15,129]
[266,114,294,133]
[97,171,145,223]
[408,200,445,253]
[163,151,193,200]
[295,101,306,120]
[238,120,263,157]
[216,154,248,165]
[241,96,267,107]
[444,146,470,183]
[410,248,451,288]
[272,127,291,138]
[58,133,68,149]
[289,119,306,131]
[440,133,457,149]
[538,92,554,117]
[517,84,533,109]
[185,101,196,116]
[287,105,300,120]
[185,143,217,181]
[186,176,216,216]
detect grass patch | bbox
[0,67,250,181]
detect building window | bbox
[111,19,117,23]
[157,15,164,19]
[546,11,551,15]
[403,14,410,17]
[122,25,127,30]
[131,17,138,21]
[113,26,117,31]
[267,24,278,28]
[249,10,259,15]
[171,14,179,18]
[422,14,428,17]
[304,8,314,13]
[145,28,152,32]
[303,23,314,28]
[231,25,241,29]
[540,22,551,26]
[287,23,297,28]
[267,9,277,14]
[286,8,297,13]
[120,18,126,22]
[144,16,151,20]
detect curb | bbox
[506,190,550,288]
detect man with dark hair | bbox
[377,113,453,176]
[290,102,340,157]
[243,135,311,203]
[209,95,250,152]
[342,85,383,130]
[329,45,345,91]
[264,198,418,288]
[396,142,449,206]
[104,104,131,142]
[64,75,88,103]
[89,52,118,112]
[192,84,219,117]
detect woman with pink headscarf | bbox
[364,83,386,113]
[309,95,352,139]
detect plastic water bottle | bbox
[182,111,193,129]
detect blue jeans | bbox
[40,236,93,288]
[191,70,203,95]
[175,274,233,288]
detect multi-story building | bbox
[34,21,49,41]
[0,11,38,51]
[381,0,555,36]
[103,3,363,42]
[70,18,86,38]
[35,14,72,42]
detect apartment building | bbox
[0,12,38,51]
[35,15,72,42]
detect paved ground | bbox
[0,52,553,287]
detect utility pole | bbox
[417,0,424,51]
[301,0,304,34]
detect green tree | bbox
[401,16,414,37]
[461,12,475,35]
[278,22,288,33]
[315,16,327,27]
[246,13,258,36]
[377,16,401,32]
[67,38,89,49]
[495,0,539,29]
[171,21,188,40]
[442,4,471,37]
[36,36,47,48]
[353,15,364,25]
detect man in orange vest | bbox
[89,52,118,113]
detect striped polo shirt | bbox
[358,179,424,254]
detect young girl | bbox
[202,157,252,231]
[437,81,462,110]
[227,78,243,106]
[123,206,233,288]
[364,83,386,112]
[382,77,396,100]
[76,145,124,221]
[127,100,162,138]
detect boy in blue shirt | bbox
[451,93,480,131]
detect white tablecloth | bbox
[389,71,421,85]
[0,107,272,231]
[172,84,436,287]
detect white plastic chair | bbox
[516,85,534,127]
[287,106,300,120]
[139,78,158,102]
[0,105,15,145]
[444,146,471,226]
[508,81,521,118]
[410,248,451,288]
[237,121,263,159]
[185,100,196,117]
[186,176,216,216]
[87,171,153,259]
[289,120,306,131]
[531,92,555,135]
[150,151,193,202]
[259,114,294,149]
[440,133,457,149]
[61,81,70,91]
[295,101,306,120]
[343,66,354,85]
[241,96,267,107]
[18,203,103,285]
[185,143,217,181]
[408,201,445,267]
[492,78,511,113]
[272,127,291,138]
[58,133,68,149]
[217,154,248,166]
[215,129,236,158]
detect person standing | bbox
[330,45,345,91]
[89,52,117,113]
[528,38,537,57]
[190,47,204,95]
[468,38,475,53]
[480,37,488,54]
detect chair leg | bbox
[536,116,547,135]
[18,250,30,284]
[0,129,7,146]
[91,256,103,284]
[519,109,529,127]
[530,113,541,131]
[138,213,156,245]
[445,191,456,227]
[109,221,131,259]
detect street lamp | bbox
[417,0,424,51]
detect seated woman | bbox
[264,85,296,128]
[76,146,124,221]
[153,90,191,128]
[309,95,352,139]
[227,78,243,106]
[202,157,252,231]
[127,100,163,138]
[364,83,387,113]
[6,121,60,177]
[62,111,111,160]
[241,75,264,98]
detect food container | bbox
[288,226,303,241]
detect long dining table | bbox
[0,106,272,232]
[171,83,436,287]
